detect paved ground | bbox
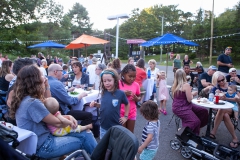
[131,64,240,160]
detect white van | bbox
[93,53,105,64]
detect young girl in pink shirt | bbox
[119,64,141,133]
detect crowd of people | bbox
[0,45,239,159]
[172,46,240,148]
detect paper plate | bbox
[0,121,14,130]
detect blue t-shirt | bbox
[100,89,128,130]
[16,96,50,149]
[211,85,228,94]
[217,53,232,73]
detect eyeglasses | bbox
[95,68,101,71]
[55,70,63,72]
[217,78,225,83]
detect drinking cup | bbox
[215,95,219,104]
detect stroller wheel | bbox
[170,139,181,150]
[180,146,192,159]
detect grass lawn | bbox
[121,53,240,69]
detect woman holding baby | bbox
[210,71,239,148]
[10,65,97,159]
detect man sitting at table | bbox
[198,65,217,98]
[183,64,196,87]
[226,68,240,85]
[48,64,92,126]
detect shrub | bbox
[189,53,196,59]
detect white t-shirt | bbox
[87,64,97,84]
[94,75,100,90]
[39,66,47,76]
[146,67,159,80]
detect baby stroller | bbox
[170,127,240,160]
[65,125,139,160]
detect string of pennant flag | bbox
[0,32,239,44]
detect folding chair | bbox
[167,86,181,130]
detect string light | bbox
[0,32,239,44]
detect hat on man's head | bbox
[229,68,237,73]
[208,65,217,71]
[58,59,63,62]
[92,57,98,63]
[225,46,232,50]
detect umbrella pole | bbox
[166,45,169,78]
[85,45,87,57]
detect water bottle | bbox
[208,93,214,102]
[147,69,151,79]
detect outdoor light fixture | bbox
[107,13,129,58]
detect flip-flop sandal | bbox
[229,141,239,148]
[209,133,216,139]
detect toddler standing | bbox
[138,100,160,160]
[156,71,169,115]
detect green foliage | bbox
[188,53,196,60]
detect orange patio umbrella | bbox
[65,34,109,56]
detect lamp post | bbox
[107,13,129,59]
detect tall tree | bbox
[0,0,46,28]
[67,3,93,36]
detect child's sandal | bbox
[163,109,167,115]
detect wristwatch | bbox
[124,115,128,119]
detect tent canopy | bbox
[27,41,66,48]
[65,34,109,49]
[140,33,198,47]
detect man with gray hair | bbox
[198,65,217,98]
[94,63,106,90]
[48,64,92,126]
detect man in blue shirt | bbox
[48,64,92,125]
[217,46,233,76]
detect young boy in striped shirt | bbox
[138,100,160,160]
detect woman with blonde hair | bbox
[172,69,208,135]
[146,59,159,101]
[209,71,239,148]
[173,54,181,73]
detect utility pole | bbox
[209,0,214,65]
[159,16,164,64]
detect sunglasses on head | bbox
[217,78,225,83]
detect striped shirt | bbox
[141,120,160,150]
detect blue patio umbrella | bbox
[27,41,66,48]
[140,33,198,47]
[140,33,198,77]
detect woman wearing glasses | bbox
[210,71,239,148]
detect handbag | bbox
[0,121,19,147]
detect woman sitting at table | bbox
[172,69,208,135]
[210,71,239,148]
[10,65,97,159]
[0,60,14,96]
[63,61,89,88]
